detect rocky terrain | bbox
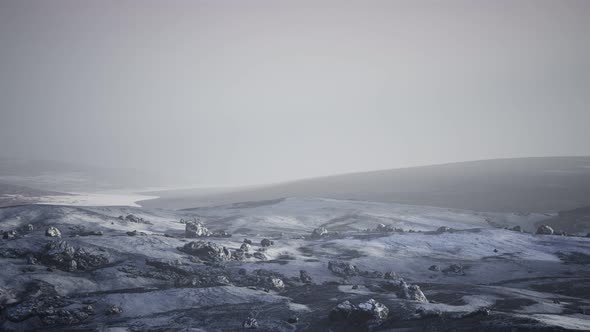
[1,197,590,331]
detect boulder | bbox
[428,265,440,272]
[240,243,252,252]
[384,271,398,280]
[243,238,253,245]
[310,227,329,239]
[376,224,395,233]
[260,238,273,247]
[436,226,451,233]
[3,230,18,239]
[396,280,428,303]
[242,317,258,329]
[536,225,554,235]
[40,240,109,272]
[300,270,313,284]
[443,264,464,275]
[328,261,359,277]
[185,221,211,238]
[45,227,61,237]
[268,277,285,290]
[106,305,123,315]
[329,299,389,323]
[512,226,522,232]
[178,241,231,262]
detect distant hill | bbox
[0,182,67,207]
[141,157,590,212]
[0,158,167,192]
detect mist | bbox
[1,0,589,186]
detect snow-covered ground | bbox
[1,197,589,331]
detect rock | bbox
[126,230,138,236]
[0,287,18,310]
[253,252,267,260]
[384,271,398,279]
[23,224,34,232]
[3,230,18,239]
[330,299,388,323]
[185,220,211,238]
[536,225,554,235]
[493,248,498,253]
[357,299,389,321]
[376,224,395,233]
[40,240,109,272]
[178,241,231,262]
[211,230,232,238]
[443,264,464,274]
[329,300,357,321]
[242,317,259,329]
[268,277,285,290]
[243,238,253,245]
[260,238,273,247]
[240,243,252,252]
[106,305,123,315]
[428,265,440,272]
[512,225,522,232]
[26,255,38,265]
[232,249,246,260]
[299,270,313,284]
[328,261,359,277]
[310,226,329,239]
[352,284,359,289]
[77,230,103,236]
[216,275,231,285]
[397,280,428,303]
[287,316,298,324]
[436,226,452,233]
[125,214,149,224]
[46,226,62,237]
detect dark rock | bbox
[242,317,258,329]
[287,316,298,324]
[328,261,359,277]
[512,226,522,232]
[436,226,452,233]
[330,299,389,323]
[185,220,211,238]
[384,271,398,279]
[3,230,18,239]
[253,252,267,260]
[40,240,109,272]
[243,238,253,245]
[260,238,273,247]
[240,243,252,252]
[375,224,395,233]
[443,264,464,275]
[310,227,329,239]
[106,305,123,315]
[428,265,440,272]
[178,241,231,262]
[299,270,313,284]
[396,280,428,302]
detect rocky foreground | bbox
[1,198,590,331]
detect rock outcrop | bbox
[45,227,61,237]
[536,225,554,235]
[328,261,359,277]
[396,280,428,303]
[178,241,231,262]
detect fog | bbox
[1,0,589,186]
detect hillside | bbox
[141,157,590,212]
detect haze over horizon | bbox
[2,0,590,186]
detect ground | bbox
[1,197,589,331]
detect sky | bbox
[1,0,589,186]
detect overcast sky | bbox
[1,0,589,186]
